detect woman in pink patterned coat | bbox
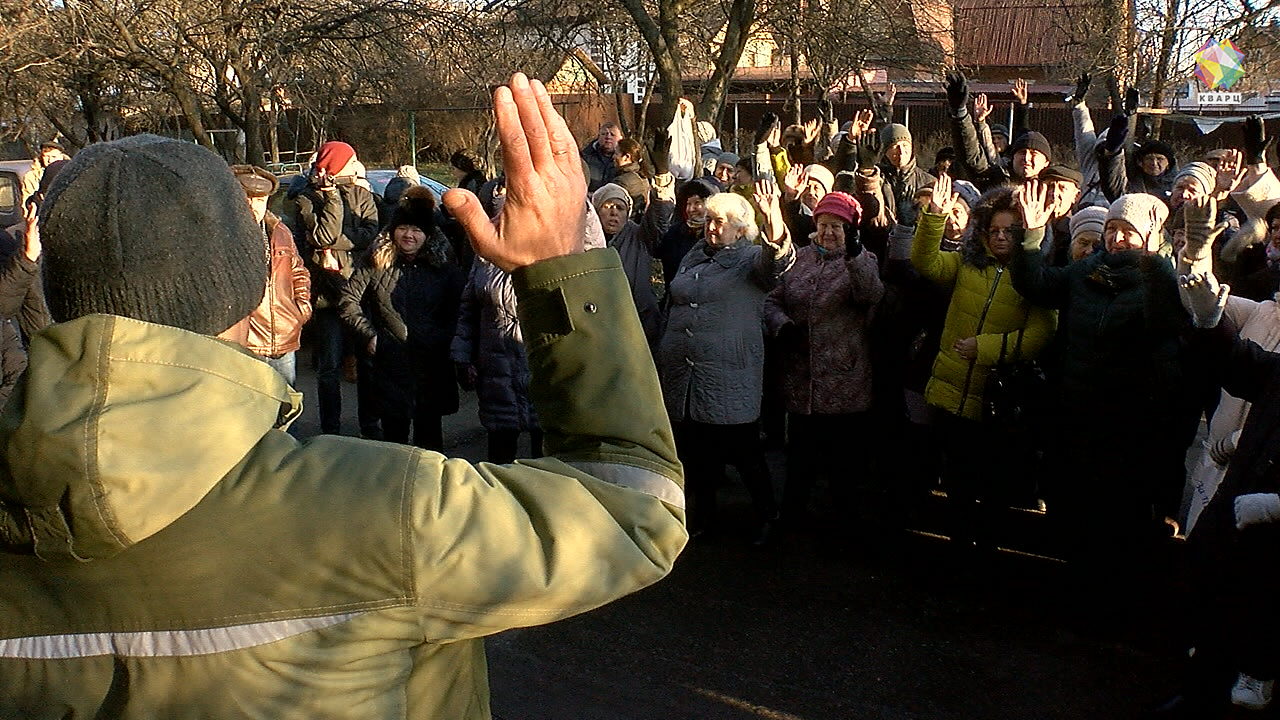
[764,191,885,527]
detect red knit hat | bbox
[812,191,862,227]
[314,141,356,177]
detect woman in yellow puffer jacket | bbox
[911,176,1056,550]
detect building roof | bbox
[953,0,1090,69]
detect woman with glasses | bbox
[911,177,1056,552]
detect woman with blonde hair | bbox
[340,186,465,449]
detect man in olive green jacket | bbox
[0,73,686,718]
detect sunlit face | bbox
[814,214,847,252]
[985,210,1019,263]
[246,195,268,224]
[685,195,706,225]
[597,126,622,154]
[598,199,627,235]
[1048,180,1079,217]
[1104,218,1146,251]
[885,140,912,169]
[800,177,827,210]
[1140,153,1169,177]
[945,201,969,241]
[706,210,744,247]
[1171,176,1203,208]
[393,224,427,258]
[1070,230,1101,261]
[1014,148,1048,179]
[39,148,63,167]
[714,163,736,184]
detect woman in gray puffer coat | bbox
[658,183,795,543]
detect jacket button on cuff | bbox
[583,302,597,313]
[689,302,699,308]
[685,328,693,336]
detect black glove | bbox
[755,112,780,146]
[1124,86,1140,116]
[1244,115,1274,165]
[844,227,864,258]
[777,321,808,345]
[1103,113,1129,154]
[1069,72,1090,103]
[945,70,969,114]
[650,127,672,175]
[856,132,880,171]
[1106,73,1123,114]
[818,98,835,125]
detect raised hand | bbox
[442,72,585,272]
[781,164,804,199]
[945,70,969,113]
[1015,179,1052,230]
[1215,148,1245,195]
[855,132,880,170]
[755,111,780,147]
[1125,86,1140,115]
[1244,115,1275,165]
[927,173,959,216]
[851,108,875,136]
[883,83,897,107]
[1071,72,1090,103]
[1182,194,1221,261]
[22,199,40,262]
[973,93,992,123]
[753,178,787,249]
[1012,78,1028,105]
[802,118,820,144]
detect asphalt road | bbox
[288,354,1266,720]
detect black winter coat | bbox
[340,244,465,418]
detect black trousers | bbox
[782,412,872,521]
[487,429,544,465]
[382,411,443,452]
[675,419,777,532]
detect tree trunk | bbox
[787,27,802,126]
[695,0,757,125]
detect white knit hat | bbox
[1106,194,1169,250]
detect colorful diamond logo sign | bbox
[1194,38,1245,90]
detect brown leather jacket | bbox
[246,213,312,358]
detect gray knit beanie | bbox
[591,182,633,218]
[879,123,912,152]
[1174,162,1217,196]
[1069,204,1107,240]
[40,134,267,335]
[1106,193,1169,250]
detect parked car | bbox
[364,170,449,204]
[0,160,33,231]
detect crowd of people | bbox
[6,68,1280,717]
